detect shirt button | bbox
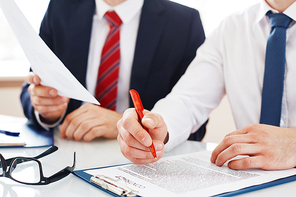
[280,119,285,127]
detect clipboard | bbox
[0,115,54,148]
[73,164,140,197]
[72,151,296,197]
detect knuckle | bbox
[231,144,242,154]
[71,118,80,127]
[90,127,99,136]
[63,116,69,125]
[73,133,81,141]
[122,133,133,146]
[80,122,89,131]
[121,116,132,129]
[242,157,252,168]
[222,136,233,145]
[246,123,260,132]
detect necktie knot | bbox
[267,12,292,29]
[104,11,122,28]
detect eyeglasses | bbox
[0,146,76,185]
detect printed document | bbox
[0,0,99,105]
[84,151,296,197]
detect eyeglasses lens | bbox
[10,158,41,184]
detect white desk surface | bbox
[0,115,295,197]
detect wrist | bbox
[40,116,60,125]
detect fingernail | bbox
[210,157,214,163]
[144,118,155,127]
[49,89,56,96]
[33,77,38,84]
[156,143,163,151]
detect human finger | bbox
[227,155,265,170]
[82,123,120,142]
[59,107,89,139]
[214,143,262,167]
[117,121,152,151]
[211,129,258,164]
[142,112,168,142]
[28,85,57,97]
[31,95,68,106]
[26,72,41,85]
[64,114,93,140]
[72,119,101,141]
[119,109,153,147]
[118,134,164,164]
[33,102,68,117]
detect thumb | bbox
[26,72,41,85]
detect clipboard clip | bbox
[90,175,139,197]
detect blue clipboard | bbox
[73,164,141,197]
[73,165,296,197]
[0,120,54,148]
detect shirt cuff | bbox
[34,110,66,130]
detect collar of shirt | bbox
[256,0,296,24]
[95,0,144,24]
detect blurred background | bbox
[0,0,259,143]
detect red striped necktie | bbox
[95,11,122,110]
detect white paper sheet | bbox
[0,0,99,105]
[84,151,296,197]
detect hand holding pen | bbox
[117,89,169,164]
[130,89,157,158]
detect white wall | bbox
[0,86,24,117]
[202,97,236,143]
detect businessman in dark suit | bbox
[20,0,206,142]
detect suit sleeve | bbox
[176,10,205,80]
[20,1,54,125]
[175,10,207,141]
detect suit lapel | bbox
[68,0,95,88]
[130,0,165,98]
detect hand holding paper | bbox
[0,0,99,105]
[26,72,69,124]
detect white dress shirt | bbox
[152,0,296,151]
[87,0,144,113]
[36,0,144,129]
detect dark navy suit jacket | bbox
[20,0,207,141]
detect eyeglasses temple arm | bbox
[46,152,76,184]
[5,146,58,166]
[33,146,58,160]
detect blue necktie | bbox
[260,12,292,126]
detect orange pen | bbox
[129,89,157,158]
